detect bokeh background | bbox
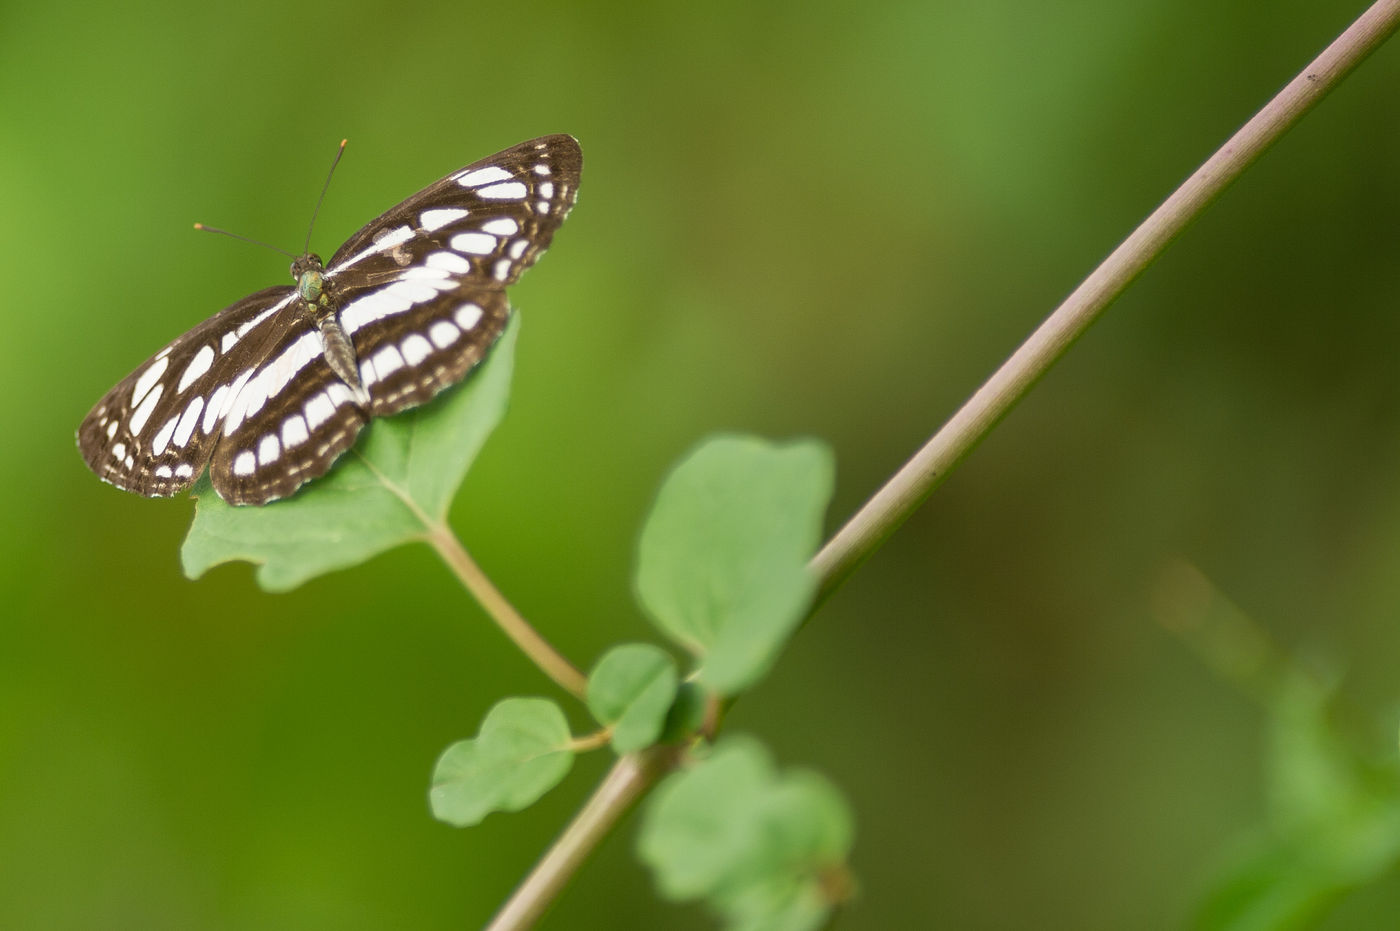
[6,0,1400,927]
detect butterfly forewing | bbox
[78,134,581,506]
[78,287,297,498]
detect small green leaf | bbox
[635,436,834,695]
[639,736,778,900]
[586,644,680,753]
[637,735,855,926]
[1192,670,1400,929]
[713,878,830,931]
[657,681,709,744]
[429,696,574,828]
[181,314,520,592]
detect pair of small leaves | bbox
[430,643,681,826]
[429,437,835,828]
[638,736,855,931]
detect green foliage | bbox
[586,643,680,753]
[429,697,575,828]
[637,736,854,930]
[1192,671,1400,930]
[657,681,709,745]
[180,315,520,591]
[635,436,834,696]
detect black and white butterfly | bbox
[78,134,581,506]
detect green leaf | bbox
[181,314,519,592]
[586,643,680,754]
[428,696,574,828]
[657,681,709,745]
[713,878,830,931]
[635,435,834,695]
[1192,671,1400,930]
[637,735,855,926]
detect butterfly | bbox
[77,134,581,506]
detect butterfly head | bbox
[291,253,326,304]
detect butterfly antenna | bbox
[192,223,296,259]
[305,138,349,255]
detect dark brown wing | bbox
[77,287,296,497]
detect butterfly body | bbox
[78,135,581,506]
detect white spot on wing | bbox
[426,251,470,274]
[258,434,280,465]
[177,345,215,392]
[175,463,193,479]
[221,330,239,352]
[105,421,118,439]
[340,277,459,335]
[401,333,432,367]
[128,383,164,434]
[375,225,414,249]
[111,441,126,462]
[429,320,460,349]
[371,344,404,379]
[305,391,334,429]
[204,384,230,433]
[327,382,356,405]
[333,226,416,273]
[456,166,512,187]
[455,303,483,330]
[152,414,178,456]
[450,232,495,255]
[478,181,527,200]
[539,181,554,200]
[481,217,519,236]
[281,414,309,449]
[492,258,512,281]
[155,464,173,478]
[420,207,468,231]
[234,297,290,339]
[233,450,256,476]
[508,239,528,260]
[132,357,169,406]
[173,396,205,447]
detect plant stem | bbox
[356,448,589,698]
[486,745,684,931]
[487,1,1400,924]
[427,524,588,699]
[809,0,1400,601]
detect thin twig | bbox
[427,525,588,699]
[484,3,1400,925]
[354,450,588,698]
[486,745,684,931]
[809,0,1400,601]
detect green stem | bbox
[355,449,588,698]
[427,524,588,700]
[485,745,683,931]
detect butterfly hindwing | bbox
[209,320,371,505]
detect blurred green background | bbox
[6,0,1400,927]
